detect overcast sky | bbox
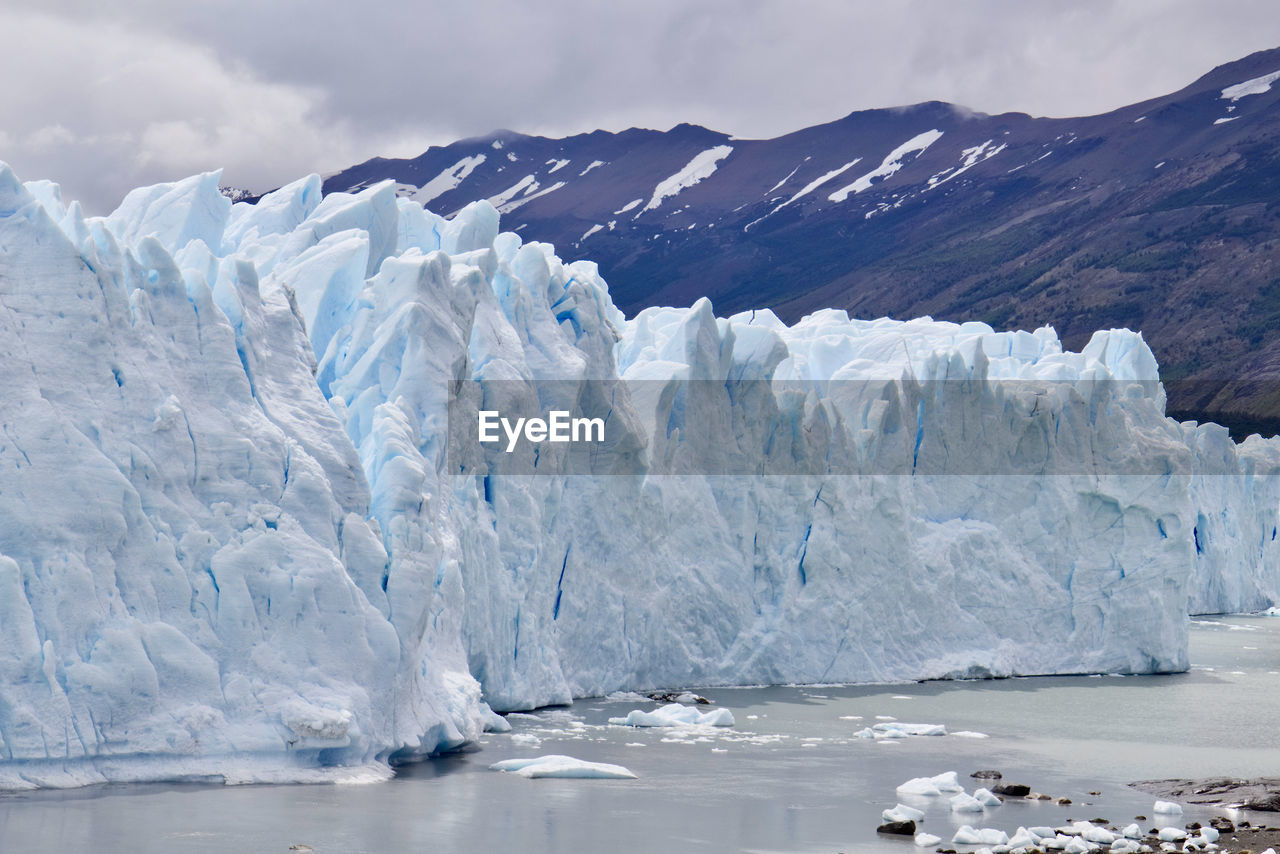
[2,0,1278,213]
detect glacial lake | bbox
[2,617,1277,854]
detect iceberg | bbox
[954,826,1011,846]
[607,704,735,728]
[884,804,926,823]
[489,754,636,779]
[951,792,986,812]
[1,161,1279,787]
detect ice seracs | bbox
[2,158,1280,789]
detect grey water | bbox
[2,617,1278,854]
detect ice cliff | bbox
[0,164,1276,788]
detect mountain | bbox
[321,47,1280,435]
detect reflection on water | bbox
[2,617,1278,853]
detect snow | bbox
[614,198,643,214]
[1221,69,1280,101]
[413,155,486,205]
[486,174,538,209]
[489,754,636,779]
[608,704,735,727]
[829,130,943,201]
[3,159,1280,789]
[579,160,606,176]
[579,224,604,242]
[496,180,565,214]
[768,162,804,193]
[754,159,862,224]
[927,140,1007,191]
[546,159,570,173]
[641,145,733,213]
[897,772,965,796]
[1214,117,1240,125]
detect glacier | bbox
[0,162,1278,788]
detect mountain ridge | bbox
[315,46,1280,434]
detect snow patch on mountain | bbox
[829,130,943,201]
[1221,69,1280,101]
[641,145,733,213]
[751,159,863,227]
[928,140,1007,190]
[487,175,538,209]
[413,155,486,205]
[497,181,566,214]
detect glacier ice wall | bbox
[0,164,1277,787]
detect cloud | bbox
[3,0,1279,212]
[0,8,387,212]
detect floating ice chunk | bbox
[1153,801,1183,815]
[916,833,943,847]
[952,792,986,813]
[1082,825,1116,845]
[1009,828,1039,849]
[489,754,636,779]
[931,771,964,793]
[1158,828,1188,842]
[973,787,1002,806]
[606,691,648,702]
[873,722,947,737]
[607,704,735,727]
[481,704,512,733]
[952,731,991,739]
[954,826,1010,846]
[898,776,943,796]
[884,804,926,823]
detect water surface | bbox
[2,617,1277,853]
